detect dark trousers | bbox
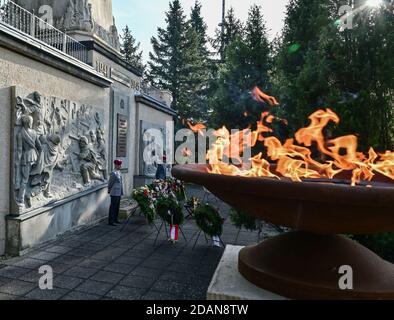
[109,196,121,224]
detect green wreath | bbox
[230,208,257,231]
[156,196,184,225]
[176,188,186,202]
[132,190,156,224]
[194,204,224,237]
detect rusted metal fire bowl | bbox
[172,164,394,300]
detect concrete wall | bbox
[0,82,11,257]
[7,186,109,256]
[139,104,174,125]
[0,45,110,256]
[92,50,141,195]
[135,103,174,177]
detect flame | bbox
[188,122,207,133]
[252,87,280,106]
[206,88,394,186]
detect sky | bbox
[112,0,289,62]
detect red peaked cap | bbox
[114,160,123,166]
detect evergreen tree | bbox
[272,0,335,132]
[121,25,144,71]
[207,7,244,119]
[328,0,394,150]
[147,0,188,116]
[273,0,394,150]
[182,1,212,121]
[212,7,244,60]
[189,0,208,40]
[209,5,272,129]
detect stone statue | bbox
[15,115,42,208]
[63,0,94,32]
[77,136,105,185]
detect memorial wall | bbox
[12,87,109,214]
[0,0,175,256]
[0,42,110,255]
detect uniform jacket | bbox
[108,170,124,197]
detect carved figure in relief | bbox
[16,92,45,135]
[15,115,42,208]
[89,130,97,144]
[143,131,159,177]
[13,90,107,213]
[30,134,64,199]
[49,100,67,136]
[77,136,105,185]
[64,0,93,31]
[96,129,108,180]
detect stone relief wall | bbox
[139,121,167,178]
[12,87,107,214]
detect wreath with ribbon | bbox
[194,204,224,237]
[132,178,186,225]
[132,187,156,224]
[156,196,185,225]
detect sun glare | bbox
[367,0,383,7]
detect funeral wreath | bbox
[194,204,224,237]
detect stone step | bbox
[119,199,139,220]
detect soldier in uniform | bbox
[108,160,124,226]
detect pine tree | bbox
[273,0,394,150]
[207,7,244,124]
[182,1,212,121]
[147,0,188,116]
[328,0,394,150]
[212,7,243,60]
[209,5,272,129]
[272,0,334,132]
[189,1,208,41]
[121,25,144,71]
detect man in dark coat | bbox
[155,154,167,180]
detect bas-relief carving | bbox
[140,121,167,178]
[58,0,120,51]
[12,88,107,214]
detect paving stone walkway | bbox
[0,185,279,300]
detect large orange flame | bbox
[204,88,394,186]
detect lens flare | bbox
[367,0,383,7]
